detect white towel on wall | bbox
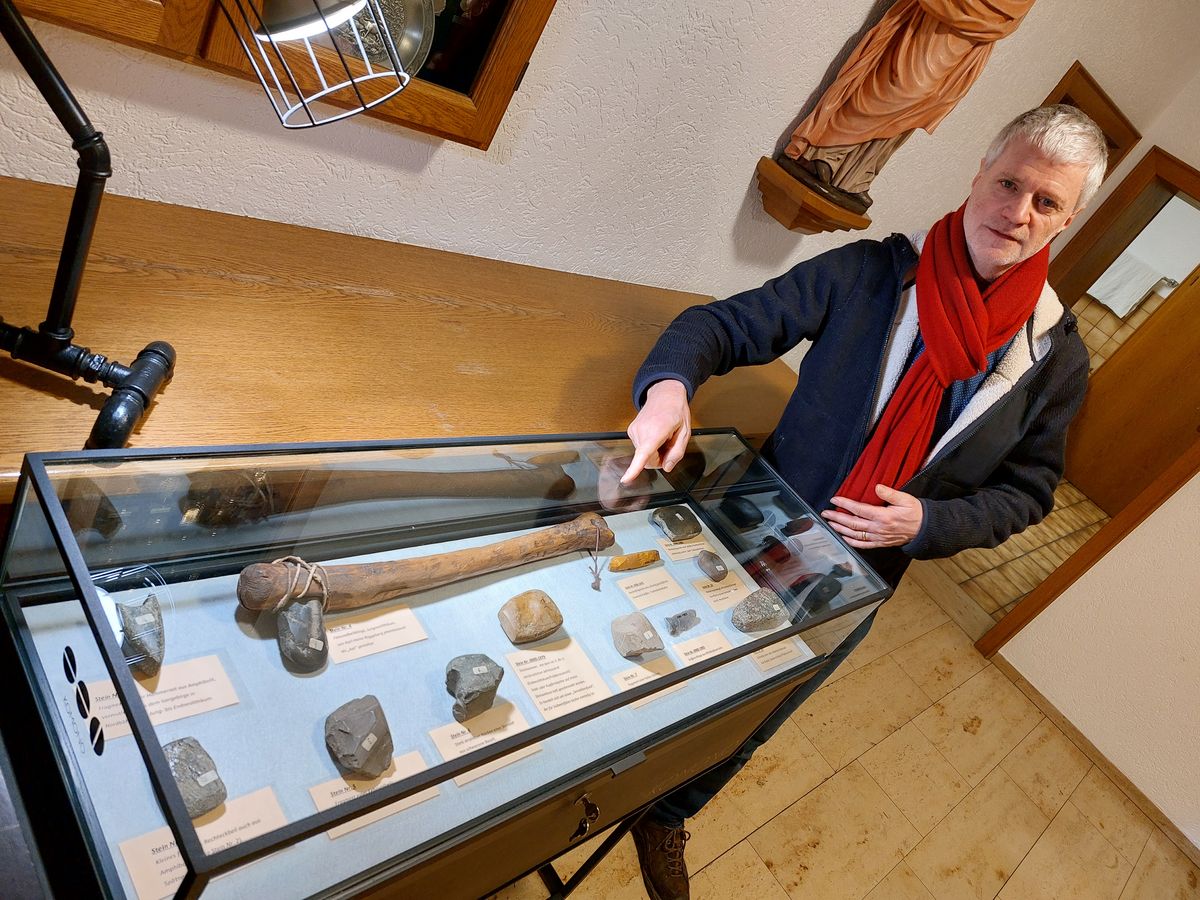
[1088,253,1165,317]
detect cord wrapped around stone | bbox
[269,556,330,613]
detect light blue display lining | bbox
[23,507,879,899]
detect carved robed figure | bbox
[778,0,1037,215]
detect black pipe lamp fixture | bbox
[218,0,411,128]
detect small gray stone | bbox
[163,737,226,819]
[118,593,164,677]
[325,695,393,778]
[650,506,702,542]
[665,609,699,636]
[731,588,789,633]
[277,598,328,672]
[611,612,664,658]
[445,654,504,722]
[498,590,563,644]
[696,550,728,582]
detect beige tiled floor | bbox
[931,479,1110,623]
[493,578,1200,900]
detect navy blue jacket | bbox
[633,235,1090,587]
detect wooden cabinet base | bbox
[356,673,812,898]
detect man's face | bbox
[963,138,1088,280]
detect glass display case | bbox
[0,430,891,899]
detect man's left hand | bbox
[821,485,923,549]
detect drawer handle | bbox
[569,793,600,842]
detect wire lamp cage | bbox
[218,0,410,128]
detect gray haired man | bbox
[623,105,1106,900]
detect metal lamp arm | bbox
[0,0,175,448]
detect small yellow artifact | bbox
[609,550,661,572]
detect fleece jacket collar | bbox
[874,232,1067,462]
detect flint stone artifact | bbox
[238,512,614,613]
[163,737,226,819]
[792,573,843,612]
[118,593,164,677]
[611,612,664,658]
[277,598,328,672]
[831,562,854,578]
[718,495,764,530]
[499,590,563,644]
[782,516,815,537]
[666,608,700,636]
[445,654,504,722]
[759,535,792,565]
[696,550,728,582]
[325,695,393,778]
[610,550,661,572]
[732,588,789,633]
[650,506,701,543]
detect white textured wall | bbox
[1002,68,1200,846]
[3,0,1200,847]
[1001,473,1200,845]
[1,0,1199,314]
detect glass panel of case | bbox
[1,431,889,897]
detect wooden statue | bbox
[757,0,1036,233]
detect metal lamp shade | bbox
[218,0,410,128]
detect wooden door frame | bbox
[976,145,1200,658]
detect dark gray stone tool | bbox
[163,737,226,819]
[731,588,789,633]
[696,549,728,582]
[650,506,702,542]
[611,612,664,658]
[445,654,504,722]
[118,593,164,677]
[665,608,700,636]
[277,598,328,672]
[719,495,764,529]
[325,695,393,778]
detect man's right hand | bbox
[622,380,692,484]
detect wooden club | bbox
[237,511,615,612]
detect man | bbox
[622,105,1106,900]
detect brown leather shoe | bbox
[631,817,691,900]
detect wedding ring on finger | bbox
[860,529,869,541]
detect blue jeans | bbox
[648,609,877,826]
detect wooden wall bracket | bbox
[754,157,871,235]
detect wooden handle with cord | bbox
[237,511,615,612]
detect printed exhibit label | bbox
[839,577,876,602]
[429,701,540,786]
[693,575,752,613]
[671,630,734,666]
[656,536,714,562]
[326,605,428,663]
[749,638,816,672]
[507,638,612,721]
[308,751,438,838]
[614,656,685,708]
[90,655,239,740]
[616,569,686,610]
[119,787,286,899]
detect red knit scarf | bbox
[835,204,1049,505]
